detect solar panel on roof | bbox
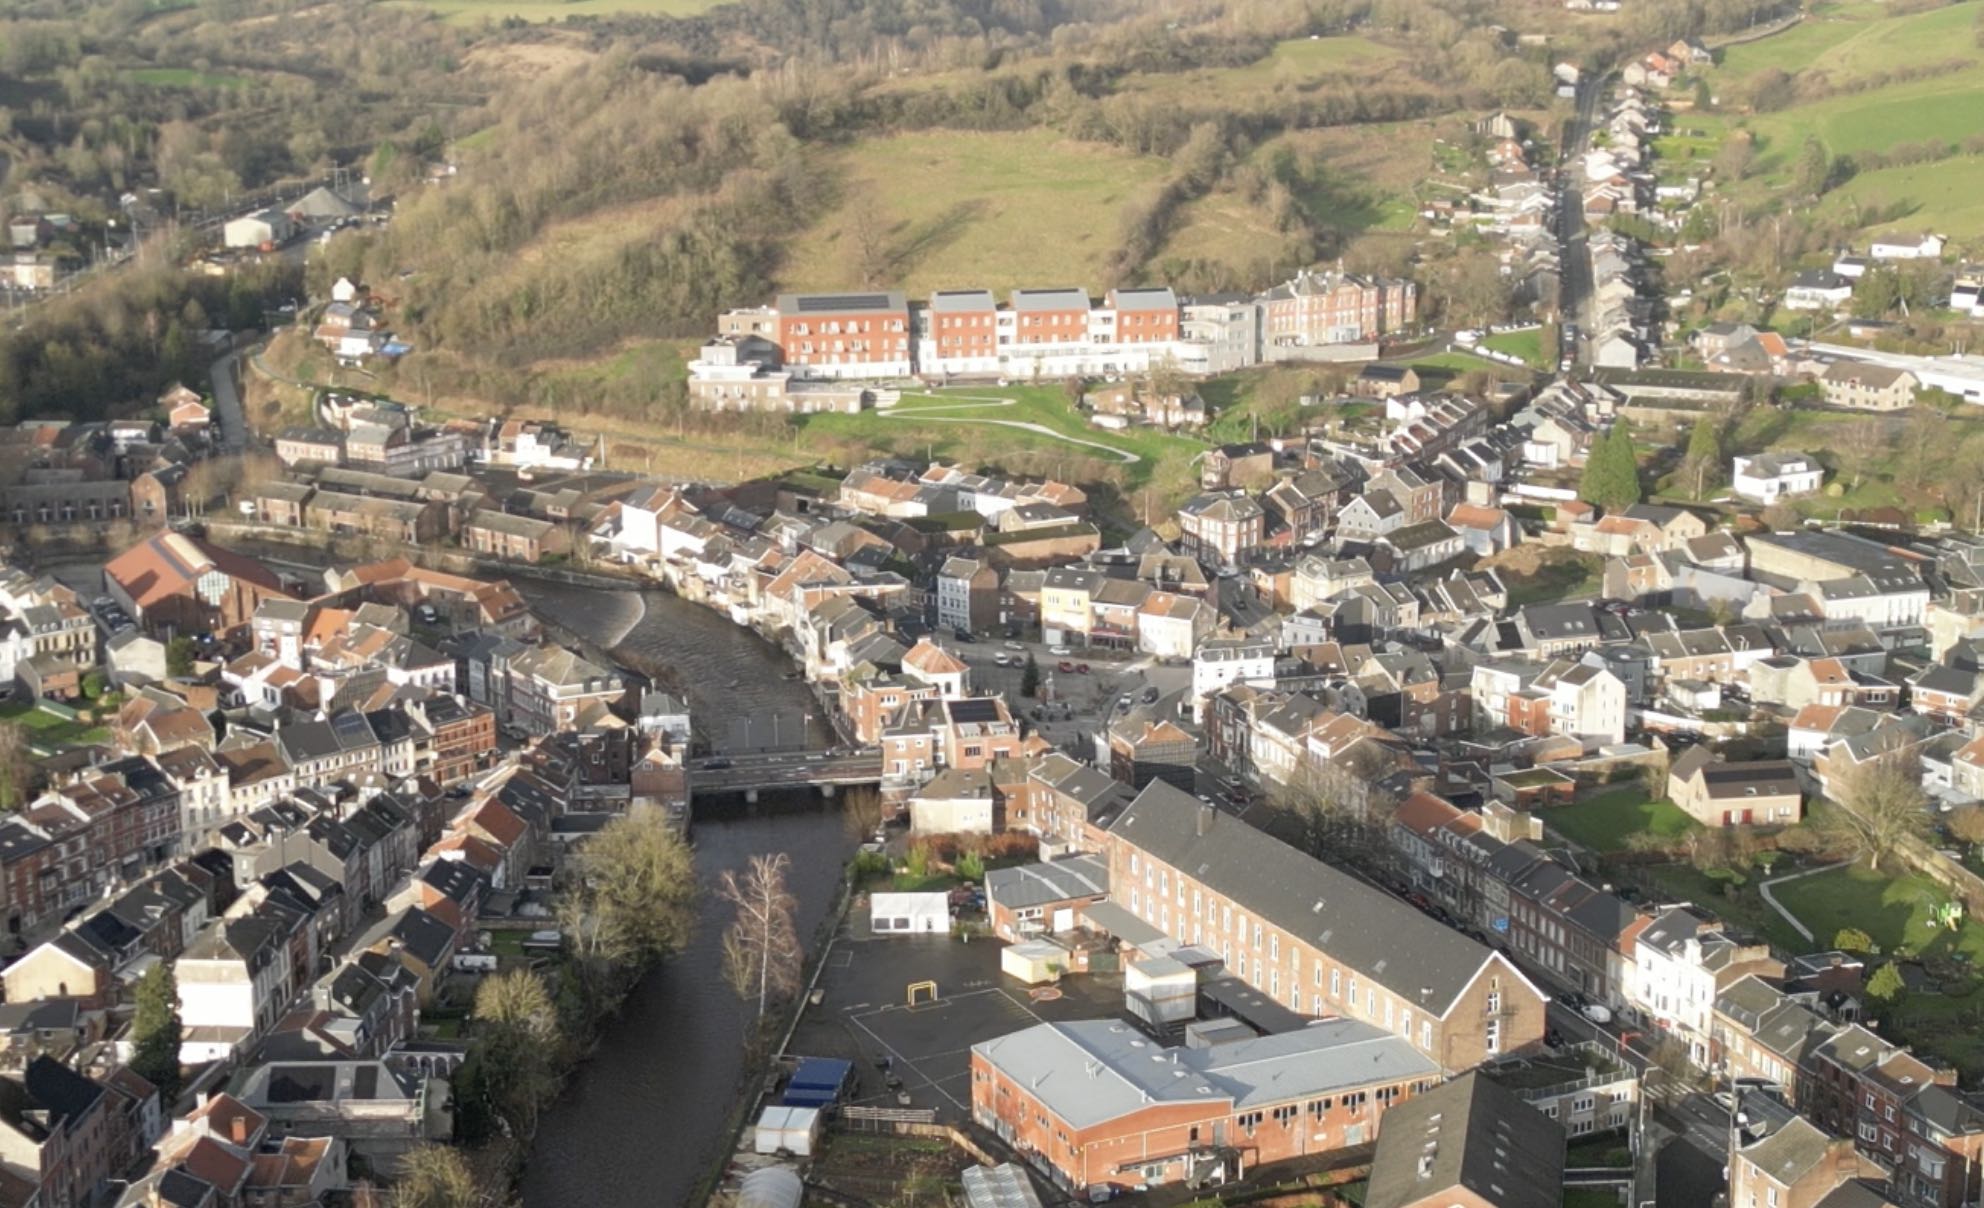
[948,699,1001,724]
[794,294,893,312]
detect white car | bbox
[1049,645,1071,656]
[1003,641,1024,652]
[1580,1003,1613,1025]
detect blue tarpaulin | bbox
[781,1086,838,1108]
[788,1057,852,1093]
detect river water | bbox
[514,584,858,1208]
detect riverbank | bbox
[512,584,857,1207]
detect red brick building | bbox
[1260,268,1417,348]
[926,289,999,363]
[774,291,912,378]
[972,1017,1439,1194]
[1009,288,1090,347]
[1106,287,1181,345]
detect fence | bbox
[833,1112,999,1165]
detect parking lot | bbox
[787,919,1125,1118]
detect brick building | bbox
[1260,268,1417,348]
[972,1017,1439,1194]
[1104,782,1548,1072]
[774,291,913,379]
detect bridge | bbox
[689,750,885,799]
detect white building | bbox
[1629,907,1780,1065]
[176,916,293,1062]
[1868,232,1946,261]
[1190,638,1276,718]
[1732,451,1824,504]
[1545,662,1627,745]
[222,208,294,250]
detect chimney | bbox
[1196,804,1215,836]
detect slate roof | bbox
[1365,1073,1565,1208]
[1108,781,1517,1015]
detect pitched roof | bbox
[1365,1073,1565,1208]
[1109,781,1520,1015]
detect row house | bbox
[1629,907,1783,1066]
[1259,268,1417,348]
[1106,781,1548,1072]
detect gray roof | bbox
[984,856,1109,911]
[1010,287,1090,312]
[1738,1116,1835,1187]
[928,289,997,313]
[775,290,907,315]
[1108,782,1516,1015]
[1365,1073,1565,1208]
[1110,287,1177,312]
[960,1164,1046,1208]
[972,1017,1437,1130]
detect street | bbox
[1555,72,1607,364]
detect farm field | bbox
[1116,34,1409,102]
[778,130,1170,298]
[389,0,723,20]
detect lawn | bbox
[390,0,723,21]
[1564,1133,1632,1169]
[126,67,248,89]
[779,130,1170,298]
[1816,153,1984,241]
[1716,1,1979,85]
[0,702,110,751]
[796,385,1205,492]
[1769,861,1984,963]
[1498,551,1605,607]
[1544,788,1700,853]
[1481,328,1546,369]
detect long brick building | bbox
[1103,781,1547,1072]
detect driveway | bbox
[208,348,246,452]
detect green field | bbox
[780,130,1170,297]
[795,386,1205,492]
[1544,788,1701,853]
[390,0,722,21]
[1705,3,1984,235]
[126,67,248,89]
[1119,34,1408,101]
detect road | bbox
[1554,72,1607,364]
[209,348,247,453]
[688,751,884,793]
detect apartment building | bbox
[773,291,913,379]
[1259,268,1417,348]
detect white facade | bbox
[1732,454,1824,503]
[1191,640,1276,712]
[1551,667,1627,745]
[1869,233,1945,261]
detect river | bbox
[514,583,859,1208]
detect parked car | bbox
[1580,1003,1613,1025]
[1003,641,1024,652]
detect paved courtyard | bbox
[787,921,1125,1118]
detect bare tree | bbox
[1818,755,1930,872]
[718,852,804,1019]
[1833,418,1886,491]
[0,721,29,811]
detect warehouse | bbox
[971,1017,1439,1194]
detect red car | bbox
[1058,660,1074,673]
[1076,663,1090,674]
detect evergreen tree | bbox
[1579,425,1643,512]
[1020,652,1040,697]
[130,961,182,1104]
[1867,961,1906,1003]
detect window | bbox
[1485,1018,1502,1055]
[1486,991,1501,1014]
[1237,1111,1263,1134]
[1331,969,1341,998]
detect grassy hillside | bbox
[777,130,1171,296]
[387,0,725,22]
[1704,1,1984,237]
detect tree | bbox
[1579,424,1642,512]
[1853,268,1899,319]
[471,970,560,1138]
[130,961,183,1104]
[1711,131,1756,181]
[1020,652,1040,697]
[1833,418,1887,491]
[0,720,28,810]
[165,636,196,677]
[1816,756,1930,872]
[559,805,697,1008]
[1684,417,1722,497]
[955,849,985,881]
[717,852,803,1020]
[1794,136,1831,198]
[1833,927,1876,953]
[391,1144,479,1208]
[1867,961,1906,1003]
[1947,805,1984,844]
